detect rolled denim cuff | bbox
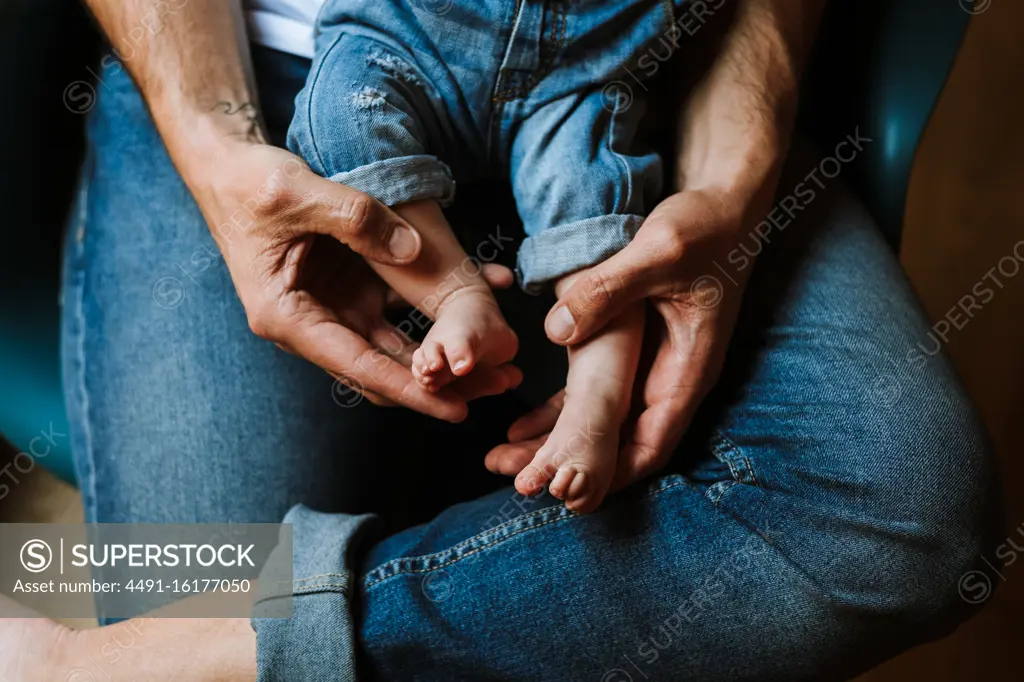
[328,154,456,207]
[516,214,644,293]
[252,505,379,682]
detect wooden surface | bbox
[857,1,1024,679]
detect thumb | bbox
[303,172,423,265]
[544,242,655,345]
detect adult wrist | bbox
[682,102,788,184]
[149,91,266,191]
[145,100,275,252]
[678,112,791,227]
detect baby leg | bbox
[510,88,662,294]
[515,300,644,512]
[289,30,517,387]
[504,87,658,509]
[382,200,519,389]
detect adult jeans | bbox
[62,45,1001,680]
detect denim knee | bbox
[818,364,1002,636]
[287,30,455,206]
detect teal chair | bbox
[0,0,975,486]
[801,0,972,246]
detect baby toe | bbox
[548,466,577,500]
[564,472,604,513]
[444,339,477,376]
[419,340,445,375]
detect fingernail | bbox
[546,306,575,341]
[388,225,418,261]
[452,359,468,373]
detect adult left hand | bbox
[485,187,763,489]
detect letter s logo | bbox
[20,539,53,573]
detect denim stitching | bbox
[294,582,349,594]
[69,150,98,529]
[293,572,350,583]
[705,480,736,505]
[709,431,741,462]
[707,431,761,493]
[363,475,691,591]
[492,0,568,102]
[743,457,760,487]
[364,515,573,590]
[258,580,351,597]
[365,478,692,588]
[606,99,634,216]
[488,0,524,106]
[364,504,578,586]
[711,431,757,482]
[303,30,350,175]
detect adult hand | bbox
[191,141,519,422]
[486,0,821,487]
[487,187,763,488]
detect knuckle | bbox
[640,218,686,264]
[255,182,301,221]
[247,313,270,339]
[245,301,277,339]
[581,270,623,313]
[659,230,688,264]
[336,193,374,238]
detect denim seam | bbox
[294,582,348,594]
[492,0,567,102]
[302,29,349,176]
[606,104,634,216]
[705,480,736,505]
[255,582,350,602]
[69,154,99,530]
[255,574,354,601]
[293,572,350,583]
[708,431,760,491]
[488,0,524,106]
[363,475,692,591]
[727,456,758,487]
[707,489,845,605]
[364,510,577,589]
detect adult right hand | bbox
[189,141,519,422]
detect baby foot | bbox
[412,285,518,391]
[514,395,620,513]
[500,297,642,512]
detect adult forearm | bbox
[80,2,490,419]
[82,0,262,188]
[678,0,826,198]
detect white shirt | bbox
[245,0,324,59]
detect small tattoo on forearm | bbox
[213,101,260,141]
[214,101,256,116]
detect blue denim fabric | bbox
[287,0,670,292]
[65,46,1001,681]
[253,506,377,682]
